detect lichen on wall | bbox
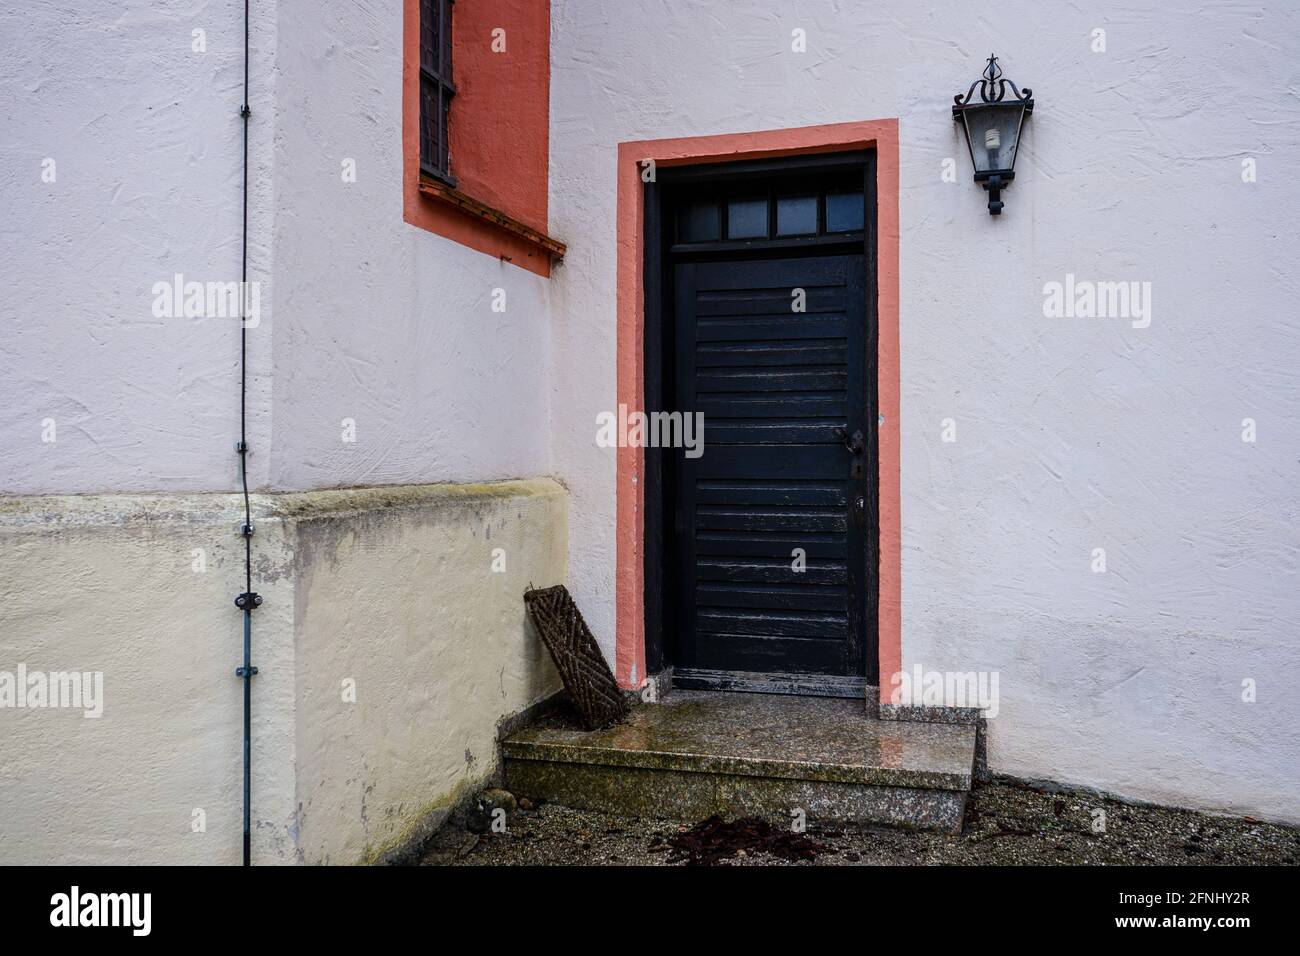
[288,479,567,863]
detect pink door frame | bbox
[614,120,901,706]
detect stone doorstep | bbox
[503,690,977,833]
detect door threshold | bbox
[672,668,867,699]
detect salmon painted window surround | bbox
[403,0,564,277]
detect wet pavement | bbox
[421,779,1300,866]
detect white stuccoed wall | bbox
[0,1,276,494]
[548,0,1300,820]
[266,0,552,490]
[0,0,551,495]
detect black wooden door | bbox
[671,253,869,694]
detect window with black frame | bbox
[419,0,456,184]
[672,170,866,248]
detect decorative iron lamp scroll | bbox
[953,55,1034,215]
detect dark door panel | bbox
[672,254,869,688]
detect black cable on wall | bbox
[231,0,261,868]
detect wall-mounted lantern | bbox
[953,55,1034,215]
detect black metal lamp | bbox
[953,55,1034,215]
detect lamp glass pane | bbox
[962,103,1025,173]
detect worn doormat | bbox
[524,585,629,730]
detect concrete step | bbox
[504,690,977,833]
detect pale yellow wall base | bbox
[0,479,567,865]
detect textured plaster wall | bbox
[1,0,552,496]
[267,0,552,490]
[445,0,552,234]
[0,494,299,865]
[286,480,565,864]
[0,1,276,495]
[549,0,1300,820]
[0,480,567,864]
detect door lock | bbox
[833,426,865,456]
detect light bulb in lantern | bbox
[984,127,1001,169]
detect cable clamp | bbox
[240,104,251,118]
[236,665,259,678]
[234,592,263,611]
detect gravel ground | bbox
[420,780,1300,866]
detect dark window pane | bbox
[420,0,438,74]
[680,201,720,242]
[440,0,452,75]
[419,0,454,179]
[419,78,436,171]
[727,198,767,239]
[776,195,817,236]
[825,191,864,232]
[439,85,453,174]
